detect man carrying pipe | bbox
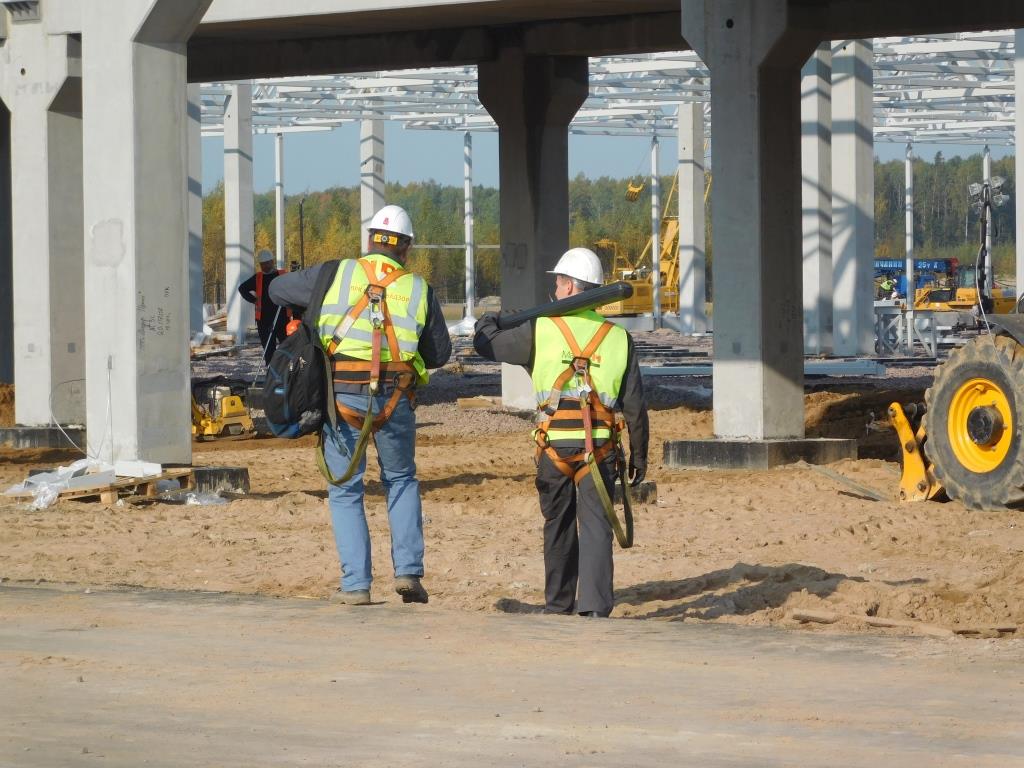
[473,248,649,618]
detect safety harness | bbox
[316,260,418,486]
[533,317,634,548]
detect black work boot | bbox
[395,575,429,604]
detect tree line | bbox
[202,152,1015,305]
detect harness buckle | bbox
[366,285,385,328]
[571,357,592,396]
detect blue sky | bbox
[201,123,1014,195]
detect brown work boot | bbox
[394,576,428,604]
[329,589,371,606]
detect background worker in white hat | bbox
[473,247,649,617]
[238,249,289,363]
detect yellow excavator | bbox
[597,169,698,317]
[890,180,1024,510]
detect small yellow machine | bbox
[912,263,1016,317]
[191,378,254,441]
[890,319,1024,510]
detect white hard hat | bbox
[257,249,275,264]
[548,247,603,286]
[369,204,414,240]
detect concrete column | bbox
[188,83,203,335]
[0,102,10,386]
[82,0,212,464]
[0,29,84,425]
[681,0,817,439]
[223,82,254,346]
[677,102,707,334]
[360,118,385,253]
[983,145,994,295]
[478,45,588,312]
[1017,30,1024,302]
[801,44,833,355]
[650,135,662,327]
[831,39,875,357]
[464,131,475,319]
[274,132,285,269]
[905,143,915,352]
[479,46,587,410]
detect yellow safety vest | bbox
[318,254,430,386]
[531,310,629,445]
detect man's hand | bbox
[474,312,499,331]
[627,457,646,487]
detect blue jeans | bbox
[322,391,424,592]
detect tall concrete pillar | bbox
[650,135,662,327]
[681,1,817,439]
[478,45,588,312]
[82,0,213,464]
[801,44,833,355]
[188,83,204,335]
[0,28,84,425]
[223,82,254,346]
[479,45,587,409]
[905,143,915,352]
[983,145,994,295]
[831,39,875,357]
[677,102,707,334]
[0,102,11,386]
[1016,30,1024,301]
[360,118,385,253]
[274,132,285,269]
[463,131,476,319]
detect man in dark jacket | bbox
[238,249,289,363]
[269,205,452,606]
[473,247,649,618]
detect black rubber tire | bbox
[924,334,1024,510]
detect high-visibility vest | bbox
[531,310,629,445]
[317,254,430,386]
[254,269,284,321]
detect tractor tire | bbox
[923,334,1024,510]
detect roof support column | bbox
[82,0,212,464]
[0,27,84,425]
[682,0,816,439]
[274,132,285,269]
[677,101,707,334]
[360,118,385,253]
[188,83,204,335]
[905,143,915,352]
[831,39,875,357]
[801,44,833,355]
[983,145,994,296]
[479,44,587,409]
[223,81,254,346]
[1017,30,1024,303]
[463,131,475,320]
[0,102,10,386]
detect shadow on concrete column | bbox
[479,44,588,312]
[0,102,11,386]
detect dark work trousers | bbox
[257,310,288,365]
[535,446,618,617]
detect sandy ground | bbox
[1,358,1022,639]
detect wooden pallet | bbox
[9,468,194,505]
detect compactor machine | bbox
[191,377,254,441]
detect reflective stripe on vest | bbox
[531,310,629,444]
[318,254,429,384]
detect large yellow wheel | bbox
[924,335,1024,510]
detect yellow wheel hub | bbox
[948,377,1013,473]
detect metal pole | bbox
[299,196,306,270]
[984,145,994,295]
[274,132,285,269]
[650,134,661,328]
[904,143,915,353]
[463,132,475,320]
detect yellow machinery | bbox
[890,322,1024,510]
[191,378,254,441]
[597,171,686,317]
[913,263,1016,317]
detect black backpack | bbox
[263,260,341,438]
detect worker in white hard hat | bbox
[269,204,452,606]
[238,248,289,363]
[472,247,649,618]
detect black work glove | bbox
[627,458,646,487]
[474,312,499,331]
